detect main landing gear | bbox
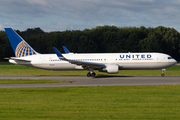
[161,69,166,77]
[87,69,96,77]
[87,72,96,77]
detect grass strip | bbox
[0,85,180,119]
[0,79,74,84]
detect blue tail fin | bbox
[5,28,38,57]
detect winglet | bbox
[53,47,63,58]
[62,46,70,54]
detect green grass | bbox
[0,62,12,65]
[0,63,179,76]
[0,85,180,119]
[0,80,73,84]
[0,62,180,119]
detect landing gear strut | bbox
[161,69,166,77]
[87,69,96,77]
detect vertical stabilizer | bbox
[5,28,38,57]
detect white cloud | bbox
[0,0,180,32]
[0,24,3,30]
[135,0,154,2]
[111,23,115,26]
[26,0,47,6]
[96,23,104,26]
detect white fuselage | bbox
[9,52,177,71]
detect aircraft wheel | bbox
[91,72,96,77]
[161,69,165,77]
[161,73,165,77]
[87,72,91,77]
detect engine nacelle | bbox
[99,64,119,74]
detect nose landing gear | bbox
[161,69,166,77]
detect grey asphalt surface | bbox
[0,75,180,88]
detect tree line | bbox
[0,26,180,61]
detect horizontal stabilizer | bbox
[10,57,31,62]
[5,57,31,62]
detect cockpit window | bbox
[168,57,172,59]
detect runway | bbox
[0,75,180,88]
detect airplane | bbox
[4,28,177,77]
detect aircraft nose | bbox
[172,59,177,65]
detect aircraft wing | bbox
[53,47,105,69]
[67,59,105,69]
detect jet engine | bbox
[99,64,119,74]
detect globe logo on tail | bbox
[15,41,36,57]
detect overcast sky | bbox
[0,0,180,32]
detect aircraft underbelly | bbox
[120,62,173,70]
